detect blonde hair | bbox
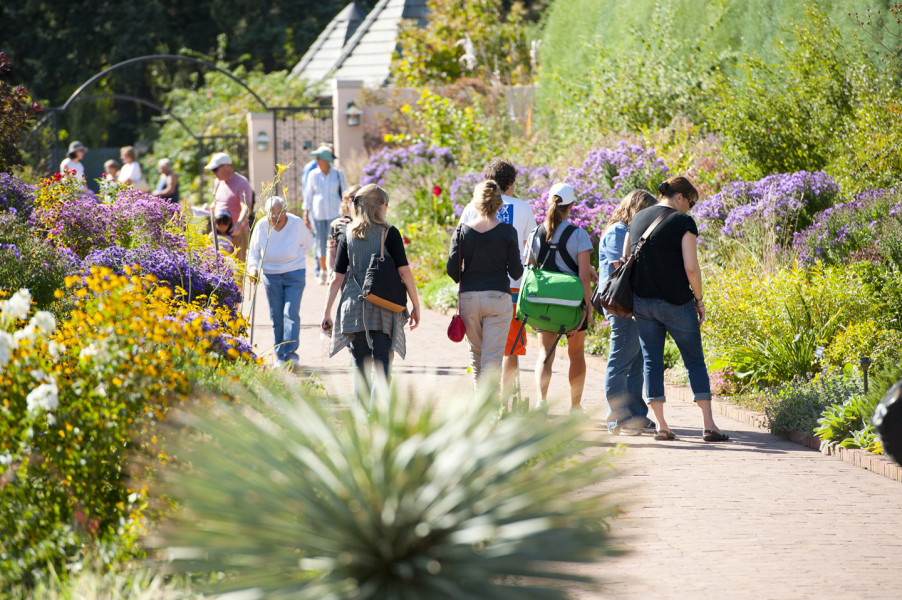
[341,184,361,217]
[545,195,571,242]
[472,180,503,217]
[120,146,137,160]
[349,183,390,240]
[607,189,657,227]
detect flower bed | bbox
[0,172,253,586]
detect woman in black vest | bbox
[627,176,728,442]
[322,184,421,402]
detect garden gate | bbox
[272,106,333,211]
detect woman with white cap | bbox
[247,196,315,368]
[526,183,594,414]
[60,141,86,183]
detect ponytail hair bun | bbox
[658,181,671,195]
[472,179,503,216]
[657,176,698,205]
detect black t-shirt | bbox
[334,225,409,274]
[446,223,524,294]
[629,205,698,305]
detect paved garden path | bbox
[246,258,902,600]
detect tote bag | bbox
[361,227,407,313]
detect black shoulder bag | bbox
[361,227,408,313]
[592,209,674,318]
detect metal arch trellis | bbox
[22,54,270,200]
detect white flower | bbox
[30,311,56,336]
[0,453,12,465]
[0,331,16,367]
[1,288,32,324]
[80,340,111,363]
[94,383,106,397]
[13,325,37,345]
[30,369,46,381]
[48,341,66,360]
[26,378,59,413]
[47,413,57,426]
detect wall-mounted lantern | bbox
[345,101,363,127]
[255,131,271,152]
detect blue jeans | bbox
[313,219,331,273]
[262,269,306,364]
[633,295,711,402]
[604,314,647,430]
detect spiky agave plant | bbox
[152,377,620,599]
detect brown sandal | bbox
[654,429,676,441]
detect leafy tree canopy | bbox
[0,0,376,145]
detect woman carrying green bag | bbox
[525,183,594,415]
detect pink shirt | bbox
[213,173,253,235]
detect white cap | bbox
[204,152,232,170]
[548,182,576,206]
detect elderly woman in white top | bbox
[247,196,315,368]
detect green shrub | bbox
[0,213,76,313]
[6,568,198,600]
[421,277,458,312]
[705,263,874,386]
[815,362,902,453]
[704,6,857,180]
[155,379,620,598]
[765,372,861,436]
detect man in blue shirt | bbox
[303,145,347,284]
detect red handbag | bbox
[447,227,467,343]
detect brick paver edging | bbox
[710,396,902,483]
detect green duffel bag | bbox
[512,224,586,363]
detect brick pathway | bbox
[247,259,902,600]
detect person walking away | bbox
[60,141,87,184]
[448,180,524,400]
[204,152,254,263]
[321,184,421,403]
[118,146,147,191]
[211,211,236,254]
[151,158,180,205]
[600,190,658,435]
[327,184,360,280]
[458,160,533,402]
[247,196,314,369]
[304,145,347,285]
[627,176,728,442]
[527,183,593,415]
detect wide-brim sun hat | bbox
[548,182,576,206]
[310,145,335,163]
[68,141,87,153]
[204,152,232,170]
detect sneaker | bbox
[618,425,643,436]
[640,418,657,433]
[569,405,587,418]
[533,399,548,414]
[318,272,328,285]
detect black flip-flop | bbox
[703,429,730,442]
[654,429,676,441]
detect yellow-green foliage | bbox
[703,263,897,384]
[392,0,534,86]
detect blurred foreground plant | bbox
[155,380,620,599]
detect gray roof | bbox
[290,3,366,85]
[291,0,428,91]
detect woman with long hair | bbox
[447,180,524,398]
[322,184,421,401]
[600,190,658,435]
[627,176,728,442]
[526,183,594,414]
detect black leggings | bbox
[349,330,393,400]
